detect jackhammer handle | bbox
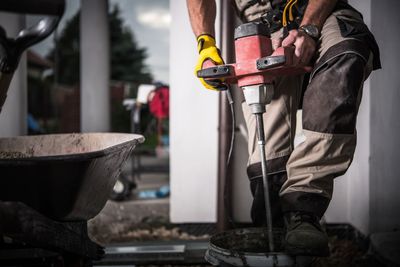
[197,47,312,82]
[0,0,65,16]
[197,60,229,91]
[197,64,233,79]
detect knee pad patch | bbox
[303,46,368,134]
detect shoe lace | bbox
[290,212,322,231]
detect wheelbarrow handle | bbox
[16,17,61,52]
[0,0,65,113]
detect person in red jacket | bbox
[149,84,169,146]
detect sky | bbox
[28,0,170,83]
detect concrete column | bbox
[169,0,220,222]
[325,0,372,234]
[370,0,400,233]
[0,13,27,137]
[80,0,110,132]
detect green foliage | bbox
[48,5,153,85]
[44,5,154,133]
[111,99,130,132]
[50,12,80,85]
[109,6,152,83]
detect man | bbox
[187,0,380,256]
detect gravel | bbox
[89,219,210,245]
[0,151,32,159]
[312,236,384,267]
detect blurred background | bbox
[1,0,174,247]
[0,0,399,266]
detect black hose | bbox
[226,87,235,167]
[224,86,238,228]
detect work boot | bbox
[284,211,329,256]
[249,172,287,228]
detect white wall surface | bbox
[169,0,220,222]
[80,0,110,132]
[369,0,400,233]
[232,100,252,222]
[0,13,27,137]
[325,0,372,234]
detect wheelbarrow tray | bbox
[0,133,144,221]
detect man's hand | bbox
[282,29,317,66]
[187,0,225,90]
[281,0,338,66]
[194,34,225,90]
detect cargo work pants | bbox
[243,7,379,225]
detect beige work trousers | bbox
[242,8,375,217]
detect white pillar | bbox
[80,0,110,132]
[169,0,220,222]
[325,0,372,234]
[369,0,400,233]
[0,13,27,137]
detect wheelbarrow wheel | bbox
[110,174,132,201]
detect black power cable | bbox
[226,87,235,167]
[224,86,238,228]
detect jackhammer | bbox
[197,22,311,253]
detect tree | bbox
[50,10,80,85]
[48,5,153,85]
[109,6,152,83]
[43,5,153,132]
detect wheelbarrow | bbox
[0,133,144,221]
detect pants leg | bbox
[281,8,375,217]
[242,74,303,226]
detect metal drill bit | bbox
[255,113,274,252]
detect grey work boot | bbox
[284,212,329,256]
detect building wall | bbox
[169,0,220,222]
[231,99,253,222]
[328,0,400,234]
[325,0,372,234]
[80,0,110,132]
[0,13,27,137]
[370,0,400,233]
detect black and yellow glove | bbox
[195,34,225,91]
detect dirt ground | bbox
[88,184,384,267]
[312,237,384,267]
[89,218,385,267]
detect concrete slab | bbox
[370,232,400,266]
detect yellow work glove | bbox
[194,34,225,91]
